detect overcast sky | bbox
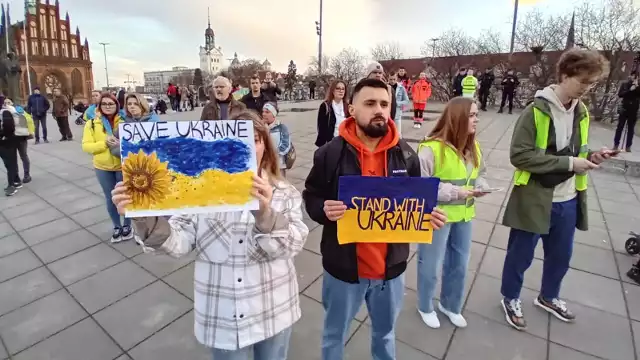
[8,0,634,87]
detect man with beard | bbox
[200,76,246,120]
[241,75,268,113]
[303,78,447,360]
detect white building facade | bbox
[143,66,195,94]
[199,11,223,75]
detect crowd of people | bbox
[0,46,634,360]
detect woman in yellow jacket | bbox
[82,92,133,243]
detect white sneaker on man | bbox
[418,309,441,328]
[438,302,467,328]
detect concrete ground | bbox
[0,101,639,360]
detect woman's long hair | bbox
[427,97,479,167]
[324,79,349,114]
[231,110,283,184]
[124,93,151,118]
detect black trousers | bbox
[16,139,29,180]
[55,116,73,139]
[0,141,18,187]
[479,89,490,110]
[310,88,315,100]
[500,91,514,112]
[614,111,639,149]
[33,115,47,141]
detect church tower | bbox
[204,8,215,51]
[198,7,223,75]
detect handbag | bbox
[285,143,296,170]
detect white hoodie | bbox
[535,85,578,203]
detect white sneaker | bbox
[418,309,441,328]
[438,302,467,328]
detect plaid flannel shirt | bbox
[132,182,309,350]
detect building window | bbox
[20,39,26,55]
[30,23,37,38]
[50,17,56,39]
[71,45,77,58]
[40,14,47,37]
[31,41,38,55]
[61,43,68,57]
[82,50,88,60]
[61,26,67,41]
[42,42,48,56]
[52,43,58,56]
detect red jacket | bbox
[411,79,432,104]
[167,85,177,97]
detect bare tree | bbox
[329,48,366,88]
[422,28,477,57]
[308,55,333,87]
[226,59,263,87]
[371,42,404,62]
[514,9,568,52]
[476,28,508,54]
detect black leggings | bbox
[414,109,424,119]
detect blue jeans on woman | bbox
[321,271,404,360]
[94,169,130,228]
[211,327,292,360]
[418,221,473,314]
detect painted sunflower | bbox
[122,150,171,208]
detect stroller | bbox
[624,232,640,283]
[73,102,88,125]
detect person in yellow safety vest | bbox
[499,48,616,331]
[416,97,493,329]
[461,69,478,99]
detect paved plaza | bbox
[1,100,640,360]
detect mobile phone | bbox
[606,149,622,156]
[475,187,504,193]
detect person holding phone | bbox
[416,97,491,328]
[111,111,308,360]
[613,71,640,152]
[500,49,613,330]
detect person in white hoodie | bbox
[499,48,615,331]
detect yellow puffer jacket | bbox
[81,112,124,171]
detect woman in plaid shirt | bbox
[112,111,309,360]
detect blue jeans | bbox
[211,327,292,360]
[501,197,577,301]
[417,221,473,314]
[321,271,404,360]
[94,169,130,228]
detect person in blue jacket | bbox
[26,86,50,144]
[261,102,291,177]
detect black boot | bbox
[497,108,504,114]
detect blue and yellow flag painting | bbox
[337,176,440,244]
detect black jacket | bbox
[618,80,640,115]
[261,83,281,103]
[479,72,495,91]
[452,74,465,96]
[302,136,420,283]
[501,74,520,93]
[241,92,268,113]
[315,101,341,147]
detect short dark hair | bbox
[556,48,608,81]
[250,76,260,81]
[631,71,638,77]
[388,71,397,77]
[399,66,405,70]
[351,78,388,102]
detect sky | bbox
[7,0,636,88]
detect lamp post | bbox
[315,0,323,76]
[429,38,440,60]
[509,0,519,55]
[99,42,110,88]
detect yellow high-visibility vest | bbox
[462,76,477,96]
[418,140,481,223]
[513,104,589,191]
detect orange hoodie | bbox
[411,78,432,104]
[338,116,400,279]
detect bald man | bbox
[200,76,247,120]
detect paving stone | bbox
[615,252,638,285]
[302,274,368,322]
[548,343,605,359]
[0,290,86,355]
[603,212,637,235]
[293,249,323,292]
[68,205,110,227]
[19,217,81,246]
[393,290,455,359]
[574,226,613,251]
[48,243,125,285]
[586,210,606,229]
[569,242,618,279]
[488,224,544,259]
[68,260,156,314]
[473,202,501,223]
[465,274,549,339]
[55,166,95,181]
[0,234,26,258]
[8,207,65,232]
[599,198,640,217]
[0,222,15,239]
[163,262,194,300]
[596,187,640,204]
[30,182,77,197]
[131,252,195,278]
[0,248,42,283]
[0,340,5,359]
[93,281,192,350]
[561,268,627,317]
[550,300,635,360]
[446,312,547,360]
[471,219,494,244]
[479,246,544,292]
[109,238,144,258]
[0,200,50,220]
[475,184,509,207]
[344,324,436,360]
[288,295,359,360]
[31,229,101,264]
[44,187,92,206]
[11,318,121,360]
[302,216,320,234]
[0,192,39,211]
[115,355,132,360]
[59,195,105,215]
[303,225,322,255]
[128,311,209,360]
[0,267,61,317]
[86,219,117,242]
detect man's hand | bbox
[573,157,599,173]
[589,147,618,165]
[430,208,447,230]
[324,200,347,222]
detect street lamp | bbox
[315,0,323,76]
[99,42,110,88]
[429,38,440,60]
[509,0,519,55]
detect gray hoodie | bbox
[535,85,578,203]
